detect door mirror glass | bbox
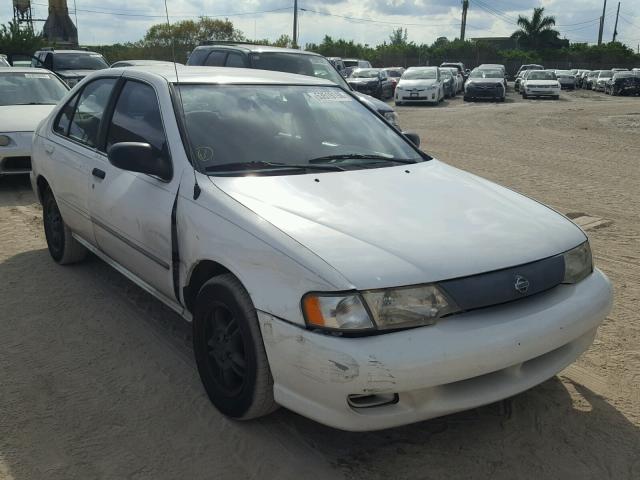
[107,142,172,180]
[403,132,420,148]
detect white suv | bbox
[31,66,612,431]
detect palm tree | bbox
[511,7,560,50]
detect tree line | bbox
[1,7,638,73]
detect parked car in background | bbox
[110,60,182,68]
[514,69,532,92]
[464,68,506,102]
[554,70,576,90]
[0,68,68,177]
[347,68,395,99]
[327,57,346,76]
[594,70,613,92]
[0,54,9,67]
[440,62,467,80]
[30,65,613,431]
[342,58,371,77]
[382,67,405,91]
[478,64,507,89]
[186,43,400,127]
[32,48,109,87]
[585,70,600,90]
[443,67,464,93]
[395,66,444,105]
[521,70,561,99]
[438,68,456,98]
[611,68,628,73]
[575,70,590,88]
[605,71,640,96]
[515,64,545,80]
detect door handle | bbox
[92,168,106,179]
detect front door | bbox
[88,79,179,300]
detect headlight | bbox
[562,242,593,284]
[383,110,400,127]
[303,285,460,332]
[302,293,374,331]
[363,285,459,330]
[0,134,11,147]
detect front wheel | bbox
[522,92,528,99]
[193,274,278,420]
[42,187,87,265]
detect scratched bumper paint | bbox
[257,269,612,431]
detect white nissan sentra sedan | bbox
[0,68,69,177]
[30,66,613,431]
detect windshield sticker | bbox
[307,89,352,102]
[24,73,51,79]
[195,146,214,163]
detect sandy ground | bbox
[1,87,639,479]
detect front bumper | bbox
[396,89,439,103]
[259,269,612,431]
[350,84,379,96]
[465,86,504,99]
[525,87,560,97]
[0,132,33,176]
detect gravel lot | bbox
[1,87,638,480]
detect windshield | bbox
[528,71,556,80]
[439,69,452,78]
[402,68,437,80]
[441,64,461,73]
[0,72,68,106]
[249,52,349,89]
[470,69,502,79]
[53,53,109,71]
[178,85,422,176]
[342,60,359,67]
[598,70,613,78]
[350,69,380,79]
[556,70,572,75]
[385,70,402,77]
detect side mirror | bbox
[403,132,420,148]
[108,142,172,181]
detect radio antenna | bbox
[163,0,201,200]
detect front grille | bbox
[1,156,31,171]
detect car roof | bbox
[0,66,56,74]
[37,49,101,55]
[107,65,335,86]
[194,43,322,57]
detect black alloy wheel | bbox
[43,189,65,261]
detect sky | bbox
[1,0,639,50]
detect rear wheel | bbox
[193,274,278,420]
[42,187,87,265]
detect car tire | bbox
[522,92,528,99]
[395,101,403,106]
[193,274,278,420]
[42,187,87,265]
[553,95,560,100]
[463,96,470,102]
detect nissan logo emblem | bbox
[514,275,530,294]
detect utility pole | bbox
[460,0,469,41]
[293,0,298,48]
[598,0,607,45]
[612,2,621,42]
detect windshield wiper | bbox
[309,154,418,164]
[204,161,345,174]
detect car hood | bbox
[352,91,392,113]
[398,79,438,88]
[526,80,559,86]
[0,104,56,132]
[348,78,378,84]
[56,69,97,78]
[467,78,503,85]
[211,160,585,289]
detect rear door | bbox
[88,78,179,300]
[46,77,119,244]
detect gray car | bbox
[555,70,576,90]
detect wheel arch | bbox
[183,259,236,314]
[36,174,51,204]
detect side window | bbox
[106,81,168,159]
[54,93,80,136]
[68,78,117,148]
[225,52,245,68]
[204,51,227,66]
